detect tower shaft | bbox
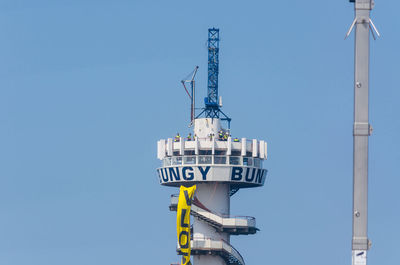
[193,183,230,265]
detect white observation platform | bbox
[157,118,268,265]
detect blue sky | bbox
[1,1,399,264]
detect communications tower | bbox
[156,28,268,265]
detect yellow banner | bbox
[177,185,196,265]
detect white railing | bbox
[188,237,245,265]
[170,195,256,227]
[172,137,251,143]
[158,137,268,161]
[163,155,262,168]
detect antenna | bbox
[181,66,199,126]
[345,1,379,264]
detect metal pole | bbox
[350,1,374,264]
[192,80,195,123]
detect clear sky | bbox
[1,1,399,265]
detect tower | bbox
[156,28,268,265]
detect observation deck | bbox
[157,136,268,191]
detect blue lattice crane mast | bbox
[197,28,231,128]
[205,28,220,117]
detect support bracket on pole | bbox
[353,123,373,136]
[345,0,380,40]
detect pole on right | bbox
[347,1,377,264]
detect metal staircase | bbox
[178,238,245,265]
[170,195,258,235]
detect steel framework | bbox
[205,28,220,118]
[196,28,231,127]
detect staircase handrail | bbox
[170,194,255,222]
[189,236,245,265]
